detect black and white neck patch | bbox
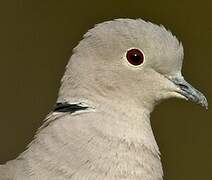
[53,102,88,113]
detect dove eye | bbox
[126,48,144,66]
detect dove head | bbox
[58,19,207,112]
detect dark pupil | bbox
[130,53,141,64]
[126,49,144,66]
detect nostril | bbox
[178,83,188,90]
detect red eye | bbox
[126,48,144,66]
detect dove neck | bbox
[20,97,162,179]
[57,95,160,154]
[97,96,160,151]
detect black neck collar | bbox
[53,102,88,113]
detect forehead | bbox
[85,19,181,49]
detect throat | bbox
[91,101,163,179]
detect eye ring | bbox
[126,48,144,66]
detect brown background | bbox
[0,0,211,180]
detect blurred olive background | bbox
[0,0,211,179]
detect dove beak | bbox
[168,76,208,109]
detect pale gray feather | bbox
[0,18,207,180]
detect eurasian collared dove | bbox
[0,18,208,180]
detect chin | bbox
[154,91,187,106]
[164,91,187,101]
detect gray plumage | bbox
[0,18,207,180]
